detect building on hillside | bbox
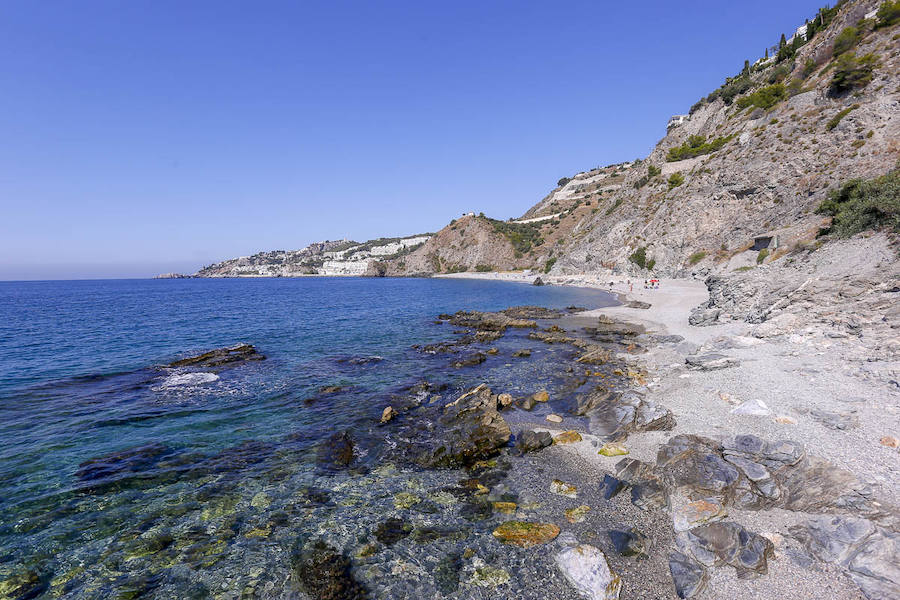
[667,114,689,129]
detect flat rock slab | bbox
[492,521,560,548]
[685,353,739,370]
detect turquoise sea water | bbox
[0,277,616,599]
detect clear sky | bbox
[0,0,825,280]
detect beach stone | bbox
[598,474,626,500]
[515,430,553,454]
[546,414,564,423]
[554,544,622,600]
[668,552,708,599]
[615,459,669,510]
[533,390,550,403]
[880,436,899,448]
[672,497,727,532]
[492,521,560,547]
[675,521,773,576]
[575,387,616,416]
[688,307,721,326]
[565,505,591,524]
[497,393,513,408]
[554,430,583,444]
[315,431,355,472]
[775,415,797,424]
[598,443,628,457]
[685,353,739,370]
[807,408,859,430]
[380,406,397,423]
[551,479,578,498]
[657,435,740,496]
[291,539,367,600]
[521,395,537,411]
[731,399,771,416]
[587,390,674,441]
[608,528,650,557]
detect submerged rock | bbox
[316,431,355,472]
[165,343,265,369]
[492,521,560,547]
[555,544,622,600]
[292,539,367,600]
[374,518,412,545]
[75,443,174,483]
[406,384,511,468]
[502,306,564,319]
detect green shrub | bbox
[628,246,654,270]
[815,168,900,237]
[767,64,792,84]
[648,164,661,177]
[826,104,859,130]
[487,218,543,254]
[734,265,754,272]
[557,177,572,187]
[605,198,623,215]
[876,0,900,27]
[687,251,707,265]
[475,264,494,272]
[543,257,557,273]
[832,26,859,56]
[757,249,769,264]
[736,84,787,110]
[830,53,878,95]
[666,134,735,161]
[800,58,817,80]
[668,172,685,188]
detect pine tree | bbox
[743,60,750,76]
[765,48,769,59]
[779,33,787,48]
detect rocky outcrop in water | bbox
[165,343,265,369]
[292,539,368,600]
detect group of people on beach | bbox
[643,279,660,289]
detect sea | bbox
[0,277,617,599]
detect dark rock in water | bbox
[439,310,537,332]
[587,390,675,441]
[434,552,462,595]
[520,395,537,411]
[316,431,355,472]
[408,384,511,468]
[532,277,545,286]
[76,443,174,483]
[306,385,348,403]
[0,568,47,600]
[292,539,367,600]
[608,528,650,557]
[165,343,265,369]
[374,517,413,545]
[598,474,626,500]
[566,306,587,313]
[675,521,773,578]
[529,330,575,344]
[336,355,383,366]
[294,486,332,507]
[502,306,564,319]
[685,353,739,370]
[411,526,470,543]
[512,349,531,358]
[459,500,493,522]
[450,352,486,368]
[513,430,552,455]
[668,551,708,598]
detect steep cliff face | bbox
[553,0,898,277]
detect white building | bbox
[667,114,689,129]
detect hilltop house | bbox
[667,115,689,129]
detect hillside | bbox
[194,0,898,282]
[552,0,898,276]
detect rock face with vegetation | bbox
[552,0,898,277]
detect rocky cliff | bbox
[552,0,898,277]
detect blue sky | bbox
[0,0,824,279]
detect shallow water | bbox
[0,277,618,599]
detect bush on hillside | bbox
[815,169,900,237]
[736,83,787,110]
[826,104,859,130]
[830,53,878,95]
[543,257,557,273]
[487,218,543,255]
[666,134,735,162]
[475,264,494,272]
[832,26,859,56]
[628,246,655,270]
[648,164,661,177]
[557,177,572,187]
[687,251,707,265]
[876,1,900,27]
[668,172,685,188]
